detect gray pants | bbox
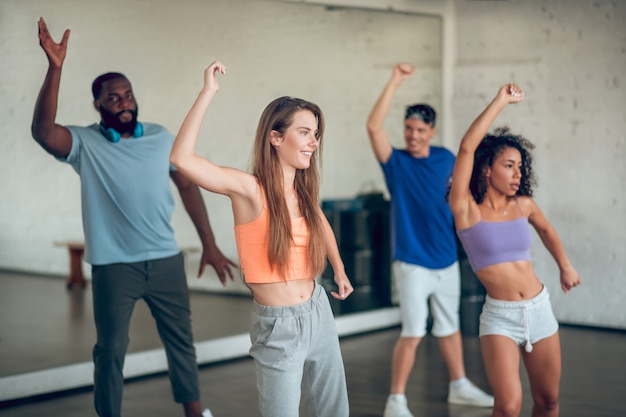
[249,282,349,417]
[91,253,199,417]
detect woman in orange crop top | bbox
[448,84,581,417]
[170,61,353,417]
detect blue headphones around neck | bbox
[99,122,144,143]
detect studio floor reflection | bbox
[0,271,251,377]
[1,271,625,416]
[2,325,626,416]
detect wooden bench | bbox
[54,241,87,289]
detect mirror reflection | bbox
[0,0,442,400]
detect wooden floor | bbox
[1,273,625,416]
[1,325,625,416]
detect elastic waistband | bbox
[253,281,323,318]
[485,285,549,310]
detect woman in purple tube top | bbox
[448,84,581,417]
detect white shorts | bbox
[480,285,559,353]
[393,260,460,338]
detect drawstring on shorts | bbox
[523,305,533,353]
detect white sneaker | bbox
[202,409,214,417]
[447,380,494,407]
[383,395,414,417]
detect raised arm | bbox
[366,63,415,163]
[31,18,73,158]
[448,84,524,226]
[319,207,353,300]
[170,61,252,199]
[525,198,581,293]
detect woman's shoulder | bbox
[516,195,538,215]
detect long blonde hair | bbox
[252,96,326,279]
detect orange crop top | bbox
[234,204,313,284]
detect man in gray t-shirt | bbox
[31,18,234,417]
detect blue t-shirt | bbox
[380,147,457,269]
[62,123,180,265]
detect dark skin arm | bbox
[170,170,237,286]
[31,17,72,157]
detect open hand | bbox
[198,245,238,287]
[37,17,70,68]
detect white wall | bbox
[453,0,626,329]
[1,0,624,329]
[0,0,441,292]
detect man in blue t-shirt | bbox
[366,63,494,417]
[31,18,235,417]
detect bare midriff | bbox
[248,278,315,306]
[476,260,544,301]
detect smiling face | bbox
[403,117,436,158]
[486,146,523,196]
[270,110,320,171]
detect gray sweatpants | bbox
[249,282,349,417]
[91,253,200,417]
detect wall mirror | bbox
[0,0,444,401]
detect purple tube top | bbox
[457,217,532,272]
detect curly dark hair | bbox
[470,127,537,204]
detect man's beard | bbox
[99,105,139,135]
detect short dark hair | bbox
[91,72,128,99]
[405,104,436,127]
